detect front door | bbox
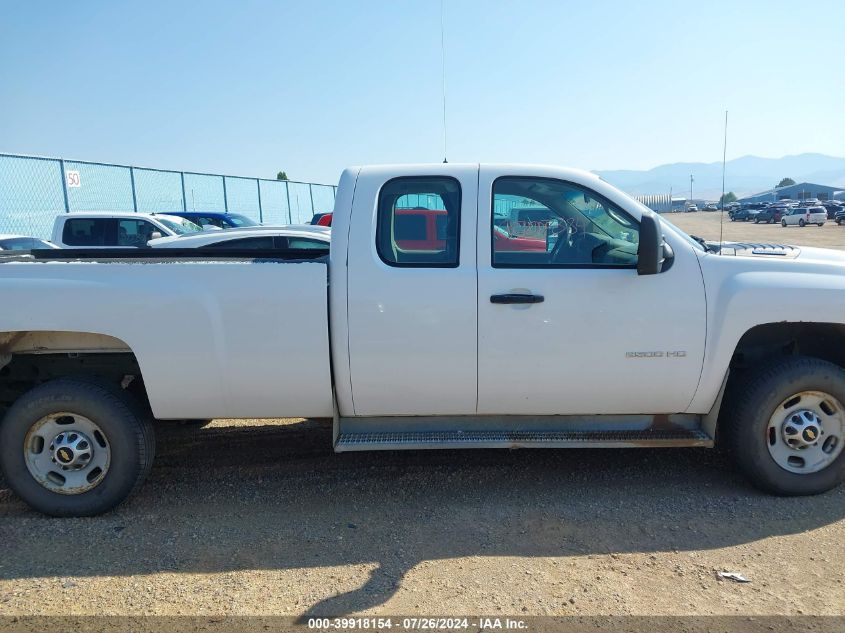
[346,166,479,416]
[476,169,706,415]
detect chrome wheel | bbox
[23,413,111,494]
[767,391,844,474]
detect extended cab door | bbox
[346,165,479,416]
[476,166,706,415]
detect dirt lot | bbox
[1,215,845,621]
[665,209,845,250]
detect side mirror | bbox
[149,231,163,241]
[637,211,666,275]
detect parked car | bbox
[0,234,59,251]
[703,203,718,211]
[161,211,259,229]
[686,204,698,212]
[822,202,843,219]
[51,212,203,248]
[310,213,333,227]
[834,209,845,225]
[753,207,785,224]
[6,163,845,517]
[148,225,330,250]
[781,206,827,227]
[730,208,760,222]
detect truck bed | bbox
[0,251,333,419]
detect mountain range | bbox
[595,153,845,200]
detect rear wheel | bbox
[723,357,845,495]
[818,223,825,227]
[0,378,155,516]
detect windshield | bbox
[226,214,258,227]
[0,237,52,250]
[158,217,203,235]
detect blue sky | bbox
[1,0,843,184]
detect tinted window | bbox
[117,219,161,246]
[286,237,329,250]
[0,237,49,250]
[63,219,113,246]
[208,236,276,249]
[195,216,225,228]
[376,177,461,267]
[492,177,639,268]
[394,215,427,240]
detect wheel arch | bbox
[0,330,151,415]
[705,322,845,440]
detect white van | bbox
[780,206,827,227]
[51,212,203,248]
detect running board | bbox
[335,428,712,451]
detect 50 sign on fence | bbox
[65,170,81,188]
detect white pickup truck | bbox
[2,163,845,516]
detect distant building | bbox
[738,182,845,204]
[636,195,708,212]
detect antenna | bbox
[440,0,448,163]
[718,110,728,251]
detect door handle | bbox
[490,293,544,304]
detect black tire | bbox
[799,219,805,227]
[0,378,155,516]
[722,356,845,496]
[781,220,787,227]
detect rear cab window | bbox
[376,177,461,267]
[62,218,114,246]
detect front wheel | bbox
[818,223,825,227]
[781,220,787,227]
[723,356,845,495]
[799,219,806,227]
[0,378,155,516]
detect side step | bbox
[335,428,712,451]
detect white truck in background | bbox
[2,163,845,516]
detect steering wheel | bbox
[549,222,574,262]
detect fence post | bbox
[222,176,229,212]
[256,179,263,223]
[129,166,138,212]
[308,183,315,216]
[285,181,292,223]
[58,158,70,212]
[180,172,187,211]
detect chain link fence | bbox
[0,153,338,239]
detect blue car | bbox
[162,211,258,229]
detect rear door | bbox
[346,165,478,416]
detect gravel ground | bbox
[1,213,845,619]
[1,418,844,618]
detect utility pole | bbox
[689,175,694,208]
